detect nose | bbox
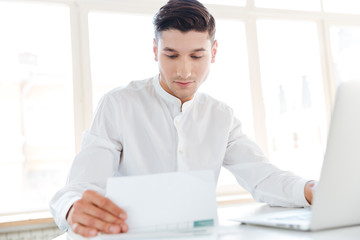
[177,58,191,79]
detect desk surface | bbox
[53,202,360,240]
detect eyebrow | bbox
[162,47,206,53]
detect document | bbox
[106,170,218,233]
[67,170,218,240]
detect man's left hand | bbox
[304,180,317,204]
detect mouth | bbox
[175,81,193,87]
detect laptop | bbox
[239,80,360,231]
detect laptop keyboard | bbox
[270,211,312,222]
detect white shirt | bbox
[50,75,310,231]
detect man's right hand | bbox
[67,190,128,237]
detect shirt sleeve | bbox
[49,95,123,231]
[223,116,310,208]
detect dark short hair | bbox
[153,0,216,43]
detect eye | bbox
[191,55,202,59]
[166,55,178,59]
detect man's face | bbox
[153,30,217,104]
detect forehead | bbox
[158,29,212,52]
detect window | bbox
[330,26,360,85]
[323,0,360,14]
[257,19,327,179]
[88,12,158,107]
[201,0,246,6]
[255,0,321,11]
[0,2,74,214]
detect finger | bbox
[83,190,127,220]
[83,202,123,224]
[121,223,129,233]
[73,210,123,234]
[69,199,127,234]
[71,222,98,237]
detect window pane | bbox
[255,0,321,11]
[330,26,360,85]
[0,2,74,214]
[201,0,246,6]
[323,0,360,14]
[257,19,327,180]
[202,19,253,189]
[88,12,158,107]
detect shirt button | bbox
[178,150,183,155]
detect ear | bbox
[211,40,218,63]
[153,38,159,61]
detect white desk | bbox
[53,202,360,240]
[217,202,360,240]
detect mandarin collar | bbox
[152,75,196,113]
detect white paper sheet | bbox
[106,170,218,232]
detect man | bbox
[50,0,316,237]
